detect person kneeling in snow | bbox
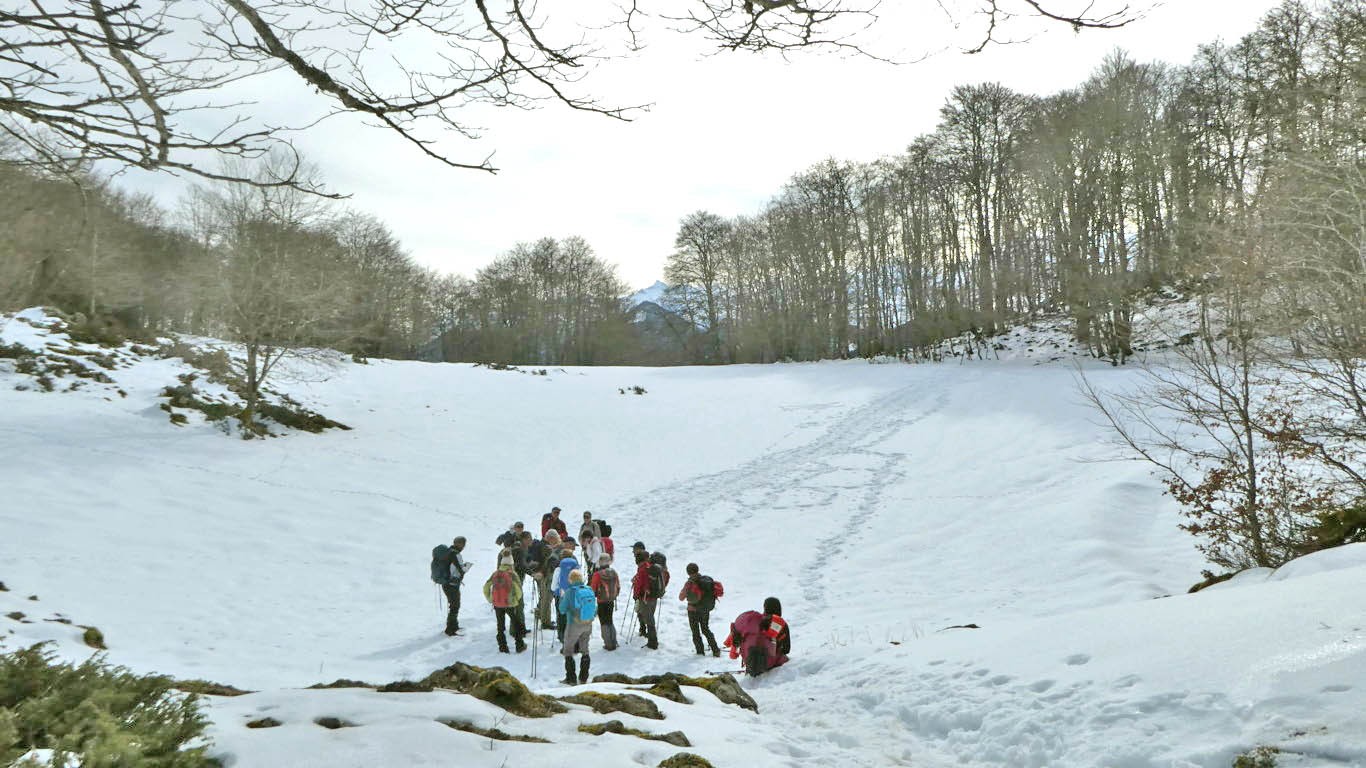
[558,569,597,685]
[725,598,789,676]
[763,596,790,656]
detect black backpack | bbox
[595,519,612,537]
[430,545,451,585]
[647,562,666,599]
[695,575,717,611]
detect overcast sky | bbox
[127,1,1287,291]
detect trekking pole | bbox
[530,581,540,679]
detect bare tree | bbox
[666,211,731,349]
[1,1,1141,191]
[188,154,349,433]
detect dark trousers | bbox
[495,606,525,650]
[689,608,719,654]
[597,601,618,650]
[442,583,461,634]
[637,599,658,648]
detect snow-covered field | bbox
[3,309,1364,767]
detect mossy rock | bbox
[579,719,690,747]
[174,678,252,696]
[314,716,355,729]
[421,662,566,718]
[246,717,282,729]
[0,581,9,591]
[658,753,715,768]
[378,680,432,693]
[6,612,24,622]
[559,691,663,720]
[591,672,757,713]
[636,677,692,705]
[308,679,375,690]
[81,626,106,649]
[440,719,550,743]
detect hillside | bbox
[2,308,1364,767]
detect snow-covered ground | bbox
[3,308,1364,767]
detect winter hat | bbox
[499,551,516,568]
[598,553,612,567]
[763,597,783,616]
[568,569,585,584]
[631,541,645,550]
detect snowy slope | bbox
[3,308,1364,767]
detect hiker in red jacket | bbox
[629,550,660,650]
[678,563,721,657]
[541,506,568,538]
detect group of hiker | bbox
[430,506,792,684]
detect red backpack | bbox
[488,570,516,607]
[593,569,620,602]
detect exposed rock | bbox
[440,719,550,743]
[422,662,567,718]
[81,626,106,649]
[245,718,281,729]
[579,719,691,747]
[1188,571,1237,593]
[588,672,756,713]
[308,679,375,690]
[559,691,664,720]
[314,717,355,729]
[579,716,693,743]
[658,753,715,768]
[378,680,432,693]
[638,677,692,705]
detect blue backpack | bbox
[572,584,597,623]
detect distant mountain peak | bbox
[625,280,668,308]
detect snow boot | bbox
[562,657,577,686]
[578,657,591,685]
[515,637,527,653]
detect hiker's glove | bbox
[729,647,739,660]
